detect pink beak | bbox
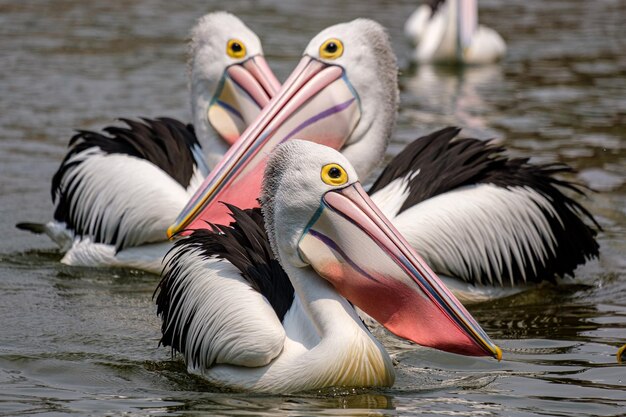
[169,56,361,236]
[207,55,281,146]
[299,182,502,359]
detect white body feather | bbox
[161,246,394,393]
[404,5,433,44]
[60,239,172,273]
[371,178,560,289]
[49,149,204,270]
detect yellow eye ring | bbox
[319,38,344,60]
[321,163,348,186]
[227,39,246,59]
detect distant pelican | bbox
[404,0,506,64]
[155,140,501,393]
[17,12,279,271]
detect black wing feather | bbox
[369,127,601,285]
[51,117,200,246]
[155,206,294,355]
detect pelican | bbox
[16,12,280,271]
[155,140,501,393]
[368,127,600,301]
[404,0,506,65]
[169,19,599,300]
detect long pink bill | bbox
[169,56,361,236]
[298,182,502,359]
[208,55,280,145]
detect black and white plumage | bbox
[16,117,209,271]
[153,140,500,393]
[155,205,294,369]
[17,12,279,271]
[51,117,206,251]
[369,127,600,295]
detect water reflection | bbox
[401,64,504,139]
[470,284,600,341]
[158,389,395,416]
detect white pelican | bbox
[155,140,501,393]
[16,12,279,272]
[171,19,599,300]
[404,0,506,65]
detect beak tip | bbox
[494,345,503,361]
[617,344,625,364]
[166,225,177,239]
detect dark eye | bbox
[231,42,242,52]
[325,42,338,53]
[328,167,341,178]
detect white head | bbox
[189,12,264,86]
[188,12,280,167]
[261,140,359,268]
[302,19,399,177]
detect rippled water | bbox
[1,0,624,415]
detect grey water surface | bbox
[1,0,625,416]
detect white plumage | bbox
[372,183,562,302]
[405,0,506,65]
[376,183,558,285]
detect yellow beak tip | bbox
[617,344,625,364]
[495,346,503,362]
[166,225,177,239]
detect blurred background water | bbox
[0,0,624,415]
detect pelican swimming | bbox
[16,12,279,271]
[155,140,501,393]
[170,18,599,300]
[368,127,599,301]
[404,0,506,64]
